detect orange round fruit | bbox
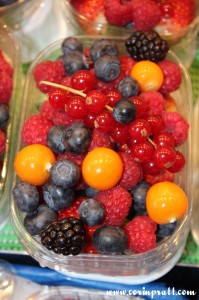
[130,60,164,92]
[82,147,123,190]
[146,181,188,224]
[14,144,56,186]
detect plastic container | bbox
[0,20,22,231]
[64,0,199,68]
[26,286,135,300]
[10,36,192,285]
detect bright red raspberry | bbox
[96,73,124,93]
[58,152,86,167]
[124,215,157,253]
[132,0,161,31]
[53,110,83,126]
[58,197,86,220]
[118,152,143,190]
[88,128,113,151]
[119,55,136,76]
[95,186,132,226]
[40,100,57,122]
[0,58,13,77]
[33,60,65,93]
[104,0,133,26]
[158,60,182,94]
[82,225,100,254]
[0,129,6,155]
[162,111,189,146]
[139,91,166,116]
[21,114,53,145]
[0,71,13,104]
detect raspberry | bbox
[0,71,13,104]
[158,60,182,94]
[88,128,113,151]
[82,225,100,254]
[0,58,13,77]
[162,111,189,146]
[139,91,166,116]
[58,197,86,220]
[0,129,6,155]
[58,152,86,167]
[96,73,124,93]
[124,215,157,253]
[132,0,161,31]
[33,60,65,93]
[95,186,132,226]
[118,152,143,190]
[22,114,53,145]
[119,55,136,76]
[53,111,83,126]
[104,0,132,26]
[40,100,57,122]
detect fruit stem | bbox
[105,105,113,111]
[147,137,157,149]
[40,81,87,97]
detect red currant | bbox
[131,141,154,163]
[144,115,164,135]
[105,89,122,107]
[130,96,149,119]
[71,70,96,93]
[109,124,129,144]
[153,132,175,148]
[94,110,115,132]
[60,76,72,87]
[168,150,186,173]
[129,119,151,143]
[48,88,70,110]
[142,159,162,176]
[86,90,108,113]
[66,95,87,119]
[153,146,176,169]
[84,112,98,129]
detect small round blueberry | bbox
[78,198,105,226]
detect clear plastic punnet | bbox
[0,20,22,231]
[10,36,193,285]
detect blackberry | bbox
[40,217,86,256]
[125,30,169,63]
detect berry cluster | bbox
[13,33,189,256]
[70,0,196,32]
[0,49,12,163]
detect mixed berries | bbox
[13,32,189,257]
[69,0,196,35]
[0,49,13,172]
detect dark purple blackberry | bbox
[125,30,169,62]
[40,217,86,256]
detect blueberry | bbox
[78,198,105,226]
[61,51,89,76]
[92,226,128,255]
[156,222,177,241]
[90,39,119,62]
[47,125,69,154]
[65,122,92,154]
[61,36,83,56]
[113,98,137,124]
[0,104,9,128]
[130,181,151,214]
[12,181,39,213]
[84,186,99,198]
[24,204,57,236]
[50,159,80,188]
[43,181,75,211]
[94,55,121,82]
[117,76,139,98]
